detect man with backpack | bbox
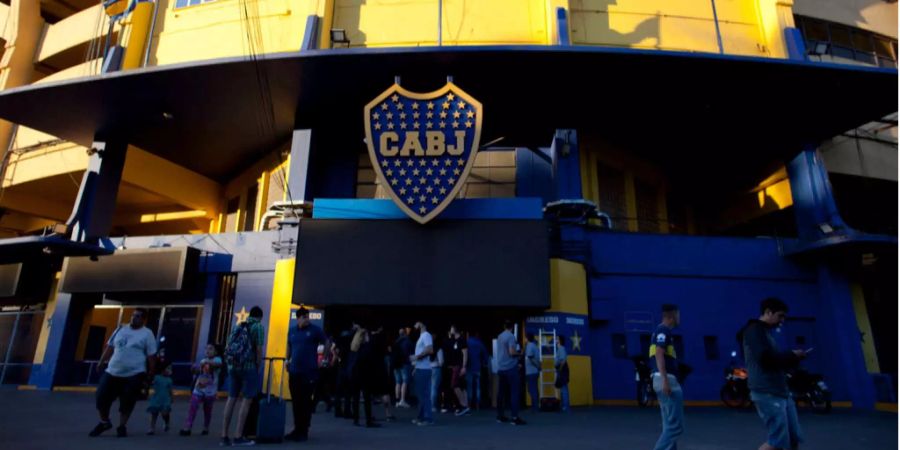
[221,306,265,447]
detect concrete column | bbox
[287,129,312,202]
[816,266,876,409]
[66,139,129,243]
[551,129,582,200]
[0,1,44,160]
[28,292,101,389]
[786,145,848,242]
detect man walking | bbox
[524,332,541,411]
[465,331,488,410]
[221,306,265,447]
[496,320,526,426]
[89,308,157,438]
[739,298,807,450]
[445,325,471,416]
[651,304,683,450]
[410,321,435,426]
[285,308,326,442]
[391,328,413,408]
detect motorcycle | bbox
[631,355,655,407]
[720,352,751,408]
[788,368,832,413]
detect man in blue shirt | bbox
[496,320,526,426]
[465,331,488,410]
[285,308,326,442]
[650,304,683,450]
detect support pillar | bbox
[787,145,875,409]
[551,129,582,200]
[66,139,129,243]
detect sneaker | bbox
[219,437,232,447]
[116,426,127,438]
[89,421,113,437]
[232,437,255,446]
[510,417,527,426]
[416,420,434,427]
[440,408,449,414]
[454,407,471,417]
[496,416,510,424]
[179,429,191,437]
[398,401,411,408]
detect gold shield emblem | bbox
[364,81,483,224]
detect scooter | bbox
[631,355,655,407]
[788,368,832,413]
[720,352,751,408]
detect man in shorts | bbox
[89,308,157,438]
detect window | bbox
[597,162,627,230]
[223,197,239,232]
[635,179,660,233]
[640,334,651,356]
[242,185,258,232]
[703,336,720,361]
[611,333,628,359]
[795,15,897,68]
[459,150,516,198]
[175,0,218,8]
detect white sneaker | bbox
[398,401,411,408]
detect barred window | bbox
[795,15,898,68]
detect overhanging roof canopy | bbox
[0,46,894,187]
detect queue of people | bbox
[84,296,811,450]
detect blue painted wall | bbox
[578,231,863,403]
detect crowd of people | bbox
[84,297,810,450]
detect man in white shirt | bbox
[89,308,158,438]
[410,321,435,425]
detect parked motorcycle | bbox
[788,368,832,413]
[631,355,655,407]
[720,352,751,408]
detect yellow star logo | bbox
[234,307,249,324]
[447,93,455,101]
[571,330,582,352]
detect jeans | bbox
[560,385,570,411]
[497,368,521,418]
[430,367,442,410]
[414,369,434,423]
[466,370,482,407]
[751,392,804,449]
[652,374,684,450]
[526,373,539,410]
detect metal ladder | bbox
[538,328,558,399]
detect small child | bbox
[179,344,223,436]
[147,363,174,435]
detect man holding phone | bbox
[738,297,807,450]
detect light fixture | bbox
[818,223,834,234]
[809,41,829,56]
[331,29,350,48]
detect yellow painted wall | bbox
[570,0,778,56]
[334,0,553,47]
[151,0,320,67]
[850,282,880,374]
[549,258,588,315]
[35,4,115,65]
[32,273,60,365]
[547,258,592,406]
[263,258,295,399]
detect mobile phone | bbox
[804,347,814,354]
